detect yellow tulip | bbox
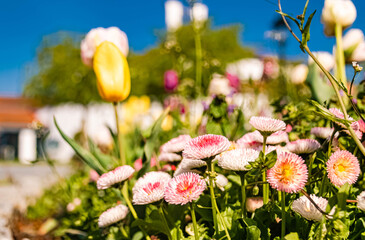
[161,115,173,131]
[93,41,130,102]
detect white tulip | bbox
[308,51,335,71]
[191,3,208,29]
[165,0,184,32]
[350,41,365,62]
[80,27,129,67]
[290,64,308,85]
[343,29,364,50]
[321,0,357,36]
[226,58,264,82]
[208,74,232,96]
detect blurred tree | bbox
[23,32,100,105]
[24,24,254,104]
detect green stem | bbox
[159,203,172,240]
[208,160,231,240]
[304,45,365,157]
[262,136,269,205]
[113,102,129,199]
[319,173,327,197]
[207,161,218,234]
[335,23,347,88]
[194,28,202,96]
[277,0,365,157]
[190,203,200,240]
[239,172,247,218]
[281,191,286,240]
[121,185,151,240]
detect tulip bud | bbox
[93,41,131,102]
[165,0,184,32]
[164,70,179,92]
[208,73,232,96]
[190,3,208,29]
[321,0,357,36]
[308,51,335,71]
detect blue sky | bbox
[0,0,364,96]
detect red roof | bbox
[0,97,38,128]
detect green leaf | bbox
[301,0,310,26]
[275,10,301,29]
[337,183,350,210]
[54,117,106,175]
[88,138,117,170]
[285,232,300,240]
[131,232,144,240]
[301,10,316,48]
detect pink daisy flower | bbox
[217,148,259,171]
[182,134,231,160]
[286,139,321,154]
[292,194,328,222]
[98,204,129,228]
[266,131,289,145]
[158,152,182,162]
[160,134,192,153]
[97,166,135,190]
[267,152,308,193]
[311,127,334,139]
[358,119,365,133]
[174,158,207,176]
[329,108,359,131]
[326,150,360,187]
[249,116,286,136]
[236,131,262,148]
[132,171,171,205]
[164,172,206,205]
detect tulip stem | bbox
[113,102,129,199]
[194,27,203,96]
[190,202,200,240]
[335,23,347,89]
[113,102,126,165]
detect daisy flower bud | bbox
[98,204,129,228]
[249,116,286,137]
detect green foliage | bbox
[24,24,254,104]
[23,33,100,105]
